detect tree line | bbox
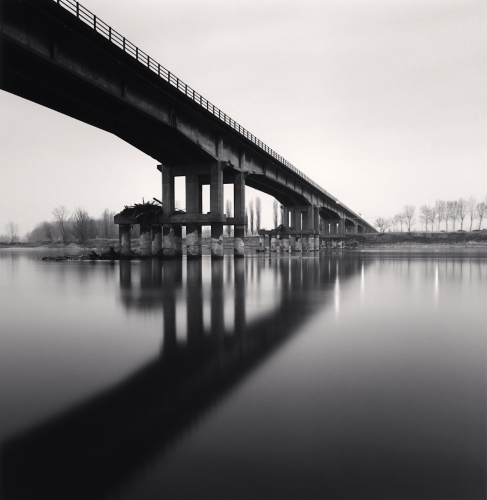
[1,206,120,244]
[374,196,487,233]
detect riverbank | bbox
[2,231,486,251]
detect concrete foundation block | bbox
[151,226,162,256]
[186,228,201,258]
[211,235,224,258]
[270,236,277,252]
[295,236,302,252]
[282,237,290,252]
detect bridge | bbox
[0,0,376,258]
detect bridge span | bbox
[0,0,376,257]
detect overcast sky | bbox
[1,0,486,235]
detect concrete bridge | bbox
[0,0,376,258]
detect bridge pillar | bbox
[295,235,302,252]
[282,235,290,252]
[163,226,177,258]
[161,165,175,215]
[119,224,131,256]
[338,218,346,236]
[139,223,152,257]
[258,236,265,252]
[234,226,245,257]
[211,223,224,259]
[174,226,183,257]
[270,236,277,252]
[302,235,308,252]
[186,223,202,258]
[290,235,296,251]
[314,235,320,251]
[151,225,162,256]
[307,234,314,251]
[234,171,246,258]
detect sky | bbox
[1,0,486,236]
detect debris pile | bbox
[119,200,162,223]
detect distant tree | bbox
[445,201,456,231]
[248,199,254,235]
[419,205,430,231]
[42,221,54,242]
[403,205,415,232]
[225,199,232,236]
[374,217,391,233]
[476,201,487,229]
[467,196,477,231]
[434,200,446,231]
[456,198,468,230]
[255,197,262,232]
[5,221,19,243]
[273,200,278,228]
[71,207,92,242]
[245,208,249,235]
[52,206,70,243]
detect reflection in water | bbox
[2,255,362,500]
[0,250,485,500]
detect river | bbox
[0,247,485,499]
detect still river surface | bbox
[0,247,486,499]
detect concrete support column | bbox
[338,218,346,236]
[295,235,302,252]
[258,236,265,252]
[174,225,183,258]
[161,165,175,215]
[290,235,296,251]
[211,223,224,259]
[283,206,290,230]
[234,225,245,258]
[282,235,290,252]
[314,235,320,251]
[163,225,177,258]
[302,235,308,252]
[294,210,301,232]
[119,224,131,256]
[151,225,162,256]
[186,223,202,259]
[270,236,277,252]
[308,235,315,251]
[139,223,152,257]
[210,162,223,216]
[234,171,246,258]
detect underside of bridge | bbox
[0,0,376,258]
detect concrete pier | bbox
[270,236,277,252]
[307,235,314,252]
[163,226,177,258]
[186,223,202,259]
[119,224,131,256]
[258,236,265,252]
[295,236,302,252]
[282,236,290,252]
[302,235,308,252]
[174,225,183,258]
[151,226,162,256]
[234,225,245,258]
[139,223,152,257]
[211,223,224,259]
[290,236,296,251]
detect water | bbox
[0,248,485,499]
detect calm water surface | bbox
[0,248,486,499]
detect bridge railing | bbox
[54,0,370,227]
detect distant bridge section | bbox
[0,0,376,258]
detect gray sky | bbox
[1,0,486,235]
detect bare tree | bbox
[245,208,249,235]
[374,217,391,233]
[255,197,262,232]
[403,205,415,232]
[71,207,91,242]
[42,221,54,242]
[467,196,477,231]
[456,198,468,230]
[476,201,487,229]
[248,199,254,235]
[273,200,278,228]
[419,205,430,231]
[225,199,232,236]
[434,200,446,231]
[5,221,19,243]
[52,206,70,243]
[445,201,455,231]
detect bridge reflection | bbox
[2,255,366,500]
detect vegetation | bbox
[375,195,487,233]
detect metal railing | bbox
[53,0,368,226]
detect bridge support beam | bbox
[119,224,131,256]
